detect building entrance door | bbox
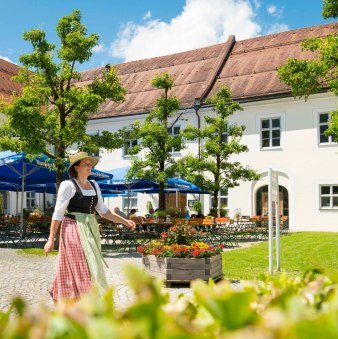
[256,185,288,216]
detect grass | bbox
[17,248,58,256]
[222,232,338,280]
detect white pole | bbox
[276,198,281,271]
[268,168,273,275]
[20,164,25,237]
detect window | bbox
[211,188,228,209]
[168,125,181,152]
[26,192,36,209]
[320,185,338,209]
[123,139,138,157]
[319,112,335,144]
[123,192,138,211]
[261,117,281,148]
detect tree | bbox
[178,85,259,217]
[127,72,183,211]
[278,2,338,140]
[0,10,126,188]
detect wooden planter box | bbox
[142,254,223,285]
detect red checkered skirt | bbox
[49,217,92,301]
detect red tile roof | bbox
[81,22,336,120]
[209,23,337,101]
[0,22,336,117]
[0,58,21,102]
[0,59,21,100]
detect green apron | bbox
[72,212,108,296]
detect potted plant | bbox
[138,223,224,285]
[154,209,167,222]
[192,200,202,213]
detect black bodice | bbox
[67,178,98,215]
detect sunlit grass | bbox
[17,248,58,256]
[222,232,338,280]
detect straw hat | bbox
[68,152,99,170]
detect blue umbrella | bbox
[104,167,203,192]
[102,167,208,211]
[0,152,112,185]
[0,152,113,233]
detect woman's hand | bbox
[125,219,136,231]
[44,239,55,256]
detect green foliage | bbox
[278,3,338,141]
[165,206,182,218]
[127,72,183,210]
[0,10,127,188]
[162,224,196,245]
[146,201,153,213]
[3,265,338,338]
[179,85,259,216]
[154,209,167,219]
[322,0,338,18]
[192,200,202,212]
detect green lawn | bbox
[222,232,338,280]
[17,248,58,256]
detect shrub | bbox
[2,267,338,338]
[162,223,196,245]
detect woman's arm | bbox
[101,210,136,230]
[44,220,61,255]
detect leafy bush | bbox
[1,267,338,338]
[154,209,167,219]
[165,206,182,218]
[138,241,224,258]
[138,224,223,258]
[192,200,202,212]
[162,224,196,245]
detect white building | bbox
[1,23,337,231]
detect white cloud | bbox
[92,43,105,53]
[252,0,261,10]
[0,55,14,63]
[266,4,284,18]
[266,23,289,34]
[110,0,261,62]
[143,11,152,21]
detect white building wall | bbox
[224,93,338,231]
[5,93,336,232]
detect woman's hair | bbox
[68,160,81,178]
[130,209,137,214]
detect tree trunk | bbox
[212,190,219,217]
[159,181,166,211]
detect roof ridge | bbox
[196,35,236,101]
[236,21,337,45]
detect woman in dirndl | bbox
[44,152,136,302]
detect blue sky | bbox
[0,0,334,70]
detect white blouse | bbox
[52,179,109,221]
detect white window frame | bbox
[256,112,285,151]
[261,117,281,148]
[123,139,138,158]
[319,184,338,210]
[168,125,181,153]
[122,192,138,211]
[210,188,228,209]
[26,192,36,209]
[315,109,336,146]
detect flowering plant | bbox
[138,224,223,258]
[161,224,196,245]
[137,241,224,258]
